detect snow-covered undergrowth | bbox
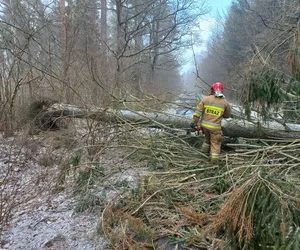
[0,123,148,250]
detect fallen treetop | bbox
[38,103,300,139]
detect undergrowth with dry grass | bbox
[0,132,66,230]
[27,101,300,249]
[3,94,300,249]
[100,133,300,250]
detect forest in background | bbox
[0,0,208,136]
[202,0,299,98]
[0,0,299,135]
[185,0,300,117]
[1,1,300,249]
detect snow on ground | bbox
[0,132,113,250]
[1,195,108,250]
[0,124,151,250]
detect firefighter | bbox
[190,82,231,162]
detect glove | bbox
[190,122,197,131]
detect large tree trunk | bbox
[37,103,300,139]
[60,0,70,103]
[100,0,107,60]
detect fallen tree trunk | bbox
[37,103,300,139]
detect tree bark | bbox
[100,0,107,60]
[60,0,70,103]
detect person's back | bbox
[199,95,230,130]
[191,82,231,162]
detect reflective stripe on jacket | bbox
[193,95,230,130]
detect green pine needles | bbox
[244,69,300,122]
[248,70,287,104]
[210,169,300,250]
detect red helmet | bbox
[210,82,224,97]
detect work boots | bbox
[210,157,220,165]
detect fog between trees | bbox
[0,0,208,135]
[0,0,299,136]
[193,0,300,104]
